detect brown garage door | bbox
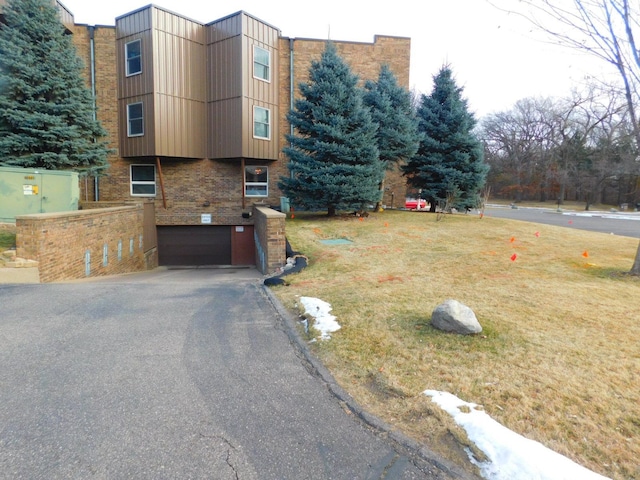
[157,226,231,266]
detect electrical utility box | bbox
[0,166,79,222]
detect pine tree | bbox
[0,0,110,174]
[279,42,383,216]
[403,66,488,212]
[363,64,421,211]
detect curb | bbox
[260,284,480,480]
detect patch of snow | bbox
[423,390,611,480]
[564,212,640,221]
[299,296,341,340]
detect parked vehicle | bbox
[405,198,427,209]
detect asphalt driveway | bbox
[0,268,469,479]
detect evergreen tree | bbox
[279,42,383,216]
[403,66,488,212]
[363,64,421,211]
[0,0,110,174]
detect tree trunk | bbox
[374,178,386,212]
[630,241,640,275]
[328,205,336,217]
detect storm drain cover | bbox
[319,239,353,245]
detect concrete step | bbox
[0,250,38,268]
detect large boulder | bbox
[431,299,482,335]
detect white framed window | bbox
[253,45,270,82]
[130,164,156,196]
[253,106,270,140]
[125,39,142,76]
[245,166,268,197]
[127,102,144,137]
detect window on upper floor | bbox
[127,102,144,137]
[245,166,268,197]
[253,106,270,140]
[253,45,270,82]
[130,164,156,196]
[125,39,142,76]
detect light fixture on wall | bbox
[242,211,252,219]
[202,200,210,207]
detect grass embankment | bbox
[0,230,16,251]
[270,209,639,480]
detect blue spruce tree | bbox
[364,64,421,211]
[403,66,488,212]
[279,42,383,216]
[0,0,110,174]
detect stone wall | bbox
[16,205,152,282]
[252,205,286,274]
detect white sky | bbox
[59,0,612,118]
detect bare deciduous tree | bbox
[488,0,640,274]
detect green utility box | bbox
[0,166,79,222]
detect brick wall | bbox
[252,205,286,274]
[16,206,149,283]
[70,21,412,224]
[71,25,122,203]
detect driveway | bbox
[0,268,470,479]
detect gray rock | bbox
[431,299,482,335]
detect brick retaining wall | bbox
[16,205,150,282]
[253,205,286,274]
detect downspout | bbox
[89,26,99,201]
[289,38,294,146]
[289,38,295,179]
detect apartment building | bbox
[2,2,412,267]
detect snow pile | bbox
[424,390,610,480]
[299,296,341,340]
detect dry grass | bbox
[270,209,640,479]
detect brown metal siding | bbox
[207,35,243,102]
[153,29,206,100]
[116,8,152,38]
[207,29,243,159]
[242,14,280,160]
[206,13,243,43]
[152,9,206,158]
[154,94,206,158]
[118,94,156,157]
[209,98,243,159]
[116,8,281,161]
[117,8,155,158]
[207,12,280,160]
[116,29,154,98]
[152,7,204,43]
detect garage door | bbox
[157,226,231,266]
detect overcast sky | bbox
[59,0,610,118]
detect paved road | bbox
[483,205,640,238]
[0,268,469,479]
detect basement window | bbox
[253,106,270,140]
[125,39,142,76]
[127,102,144,137]
[130,164,156,196]
[253,45,270,82]
[245,166,268,197]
